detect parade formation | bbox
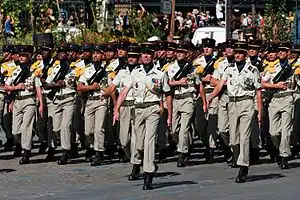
[1,33,300,190]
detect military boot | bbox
[128,164,141,181]
[177,153,188,167]
[280,157,289,170]
[19,150,30,165]
[91,151,104,166]
[57,150,71,165]
[143,173,154,190]
[44,147,56,162]
[4,138,13,151]
[235,166,249,183]
[70,143,79,159]
[38,142,48,154]
[85,148,95,162]
[231,145,240,168]
[204,147,214,164]
[13,143,22,157]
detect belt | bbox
[273,92,293,98]
[205,88,214,93]
[15,95,35,100]
[122,100,134,107]
[229,95,253,102]
[174,93,193,100]
[135,102,159,108]
[55,93,75,100]
[87,96,101,100]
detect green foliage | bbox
[264,0,293,41]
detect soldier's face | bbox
[57,52,68,60]
[82,51,92,60]
[267,52,277,61]
[36,54,43,61]
[68,51,77,60]
[3,52,11,61]
[226,48,234,57]
[248,48,258,57]
[157,50,166,58]
[278,50,289,60]
[141,53,154,65]
[19,54,30,64]
[128,56,139,65]
[167,50,175,58]
[176,51,187,61]
[93,51,103,62]
[290,52,299,59]
[118,49,128,58]
[203,47,214,56]
[234,52,246,62]
[12,54,19,61]
[105,51,116,61]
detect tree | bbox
[264,0,293,41]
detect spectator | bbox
[4,15,14,36]
[67,15,75,26]
[216,0,224,22]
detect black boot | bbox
[250,148,260,165]
[19,150,30,165]
[85,148,95,162]
[91,151,104,166]
[118,146,129,163]
[13,143,22,157]
[177,153,188,167]
[70,143,79,159]
[235,166,249,183]
[4,138,13,151]
[128,164,141,181]
[44,147,56,162]
[143,173,154,190]
[224,147,233,164]
[231,145,240,168]
[204,147,214,164]
[57,150,70,165]
[158,147,168,163]
[38,142,48,154]
[280,157,289,170]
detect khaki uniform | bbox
[166,60,198,153]
[262,61,294,157]
[78,63,108,152]
[293,60,300,146]
[193,56,218,148]
[222,62,261,167]
[45,61,76,150]
[213,57,230,145]
[113,66,140,163]
[8,65,41,150]
[127,64,170,173]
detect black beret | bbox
[202,38,216,48]
[141,43,155,54]
[234,42,248,53]
[118,40,131,50]
[68,43,80,52]
[128,45,141,57]
[94,43,106,52]
[156,41,167,50]
[226,39,238,48]
[3,45,13,53]
[248,40,262,49]
[106,43,118,52]
[278,41,290,50]
[217,42,226,52]
[81,42,94,52]
[57,44,69,53]
[166,42,176,50]
[18,45,34,54]
[12,45,21,54]
[267,43,278,53]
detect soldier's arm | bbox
[76,82,98,92]
[111,90,117,107]
[256,89,263,125]
[210,77,219,87]
[43,81,65,90]
[4,83,25,92]
[207,79,226,103]
[103,84,117,96]
[165,94,173,127]
[114,86,130,113]
[35,86,44,115]
[199,83,207,112]
[168,78,189,87]
[261,80,286,89]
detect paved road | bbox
[1,144,300,200]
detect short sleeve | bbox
[34,77,42,87]
[112,71,122,86]
[212,67,221,80]
[45,73,53,84]
[78,73,87,84]
[261,71,271,82]
[221,67,230,81]
[253,69,262,90]
[162,72,171,93]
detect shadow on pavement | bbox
[154,172,181,178]
[246,173,285,182]
[154,180,198,189]
[0,168,16,173]
[289,162,300,169]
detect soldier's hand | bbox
[113,109,119,126]
[90,83,100,91]
[167,117,172,128]
[8,102,13,112]
[203,103,208,113]
[179,77,188,84]
[202,74,212,83]
[276,81,287,90]
[39,104,44,117]
[56,80,65,87]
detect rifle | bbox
[47,60,70,101]
[265,63,293,103]
[173,62,192,81]
[201,57,217,77]
[41,53,57,80]
[87,66,106,85]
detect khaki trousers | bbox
[51,96,75,150]
[292,93,300,145]
[84,98,107,152]
[12,97,36,150]
[218,93,229,134]
[135,104,160,173]
[268,95,293,157]
[36,96,48,143]
[205,92,218,148]
[228,98,254,167]
[0,94,11,140]
[46,98,55,148]
[172,96,194,153]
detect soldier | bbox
[113,43,172,190]
[0,45,15,151]
[77,43,108,166]
[167,42,206,167]
[44,44,76,165]
[208,42,262,183]
[193,38,218,163]
[210,39,236,165]
[4,45,44,164]
[118,40,130,66]
[261,42,294,169]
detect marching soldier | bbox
[4,45,44,164]
[210,39,236,165]
[113,43,172,190]
[193,38,218,163]
[261,42,294,169]
[44,44,76,165]
[208,42,262,183]
[77,43,108,166]
[167,42,206,167]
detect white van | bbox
[192,26,226,46]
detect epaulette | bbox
[161,63,170,72]
[30,60,41,71]
[213,57,225,69]
[263,59,279,73]
[75,67,85,78]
